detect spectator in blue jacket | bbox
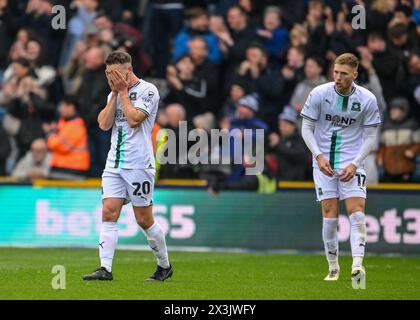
[173,7,222,64]
[256,6,289,61]
[229,94,268,181]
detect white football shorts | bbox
[313,167,367,201]
[102,168,155,207]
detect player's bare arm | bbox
[97,69,119,131]
[301,118,334,177]
[112,70,147,128]
[98,91,118,131]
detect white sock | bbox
[323,217,339,271]
[99,222,118,272]
[349,211,366,268]
[144,221,170,268]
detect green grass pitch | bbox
[0,248,419,300]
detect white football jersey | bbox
[105,79,159,169]
[300,82,381,170]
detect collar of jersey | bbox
[128,80,141,90]
[334,84,356,97]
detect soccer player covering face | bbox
[300,53,381,282]
[83,51,173,281]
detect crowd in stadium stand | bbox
[0,0,420,189]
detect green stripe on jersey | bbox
[342,96,349,112]
[329,130,342,169]
[119,128,127,167]
[114,127,127,168]
[337,95,343,112]
[336,94,349,112]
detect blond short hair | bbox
[334,53,359,70]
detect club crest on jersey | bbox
[129,92,137,100]
[148,91,154,99]
[115,109,126,122]
[326,114,356,127]
[351,102,361,111]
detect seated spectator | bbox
[165,55,207,120]
[1,58,54,160]
[357,46,387,184]
[224,5,258,79]
[236,43,268,87]
[389,4,419,55]
[256,6,289,61]
[236,42,287,130]
[94,13,152,75]
[188,36,220,115]
[229,94,269,181]
[276,46,306,116]
[7,28,35,66]
[289,24,309,50]
[209,15,233,58]
[2,37,56,92]
[11,138,50,181]
[43,96,90,180]
[61,40,87,95]
[368,0,396,35]
[23,38,56,87]
[377,97,420,182]
[366,32,405,103]
[59,0,99,67]
[158,103,197,179]
[20,0,64,66]
[406,51,420,123]
[230,95,269,132]
[283,45,305,78]
[304,0,329,58]
[290,56,327,114]
[221,78,251,120]
[173,7,222,65]
[387,22,418,58]
[76,45,109,177]
[268,106,307,181]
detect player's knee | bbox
[323,210,338,218]
[136,215,154,229]
[102,206,119,222]
[347,204,365,215]
[322,205,338,217]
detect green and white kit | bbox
[102,79,159,207]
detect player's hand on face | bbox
[111,70,129,93]
[105,70,117,93]
[108,79,117,93]
[106,75,117,93]
[316,154,334,177]
[339,163,357,182]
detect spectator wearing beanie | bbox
[268,105,307,181]
[377,97,420,182]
